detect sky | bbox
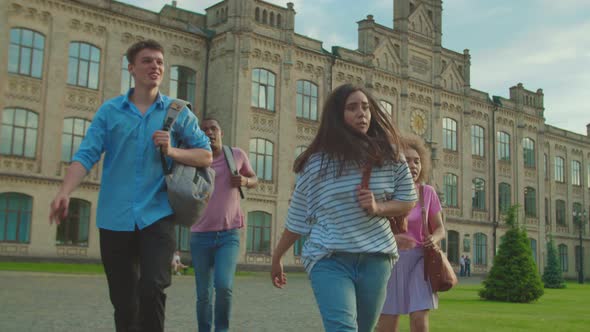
[118,0,590,135]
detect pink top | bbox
[405,184,442,246]
[191,147,254,232]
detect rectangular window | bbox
[554,157,565,183]
[497,131,510,161]
[471,125,484,157]
[443,118,457,151]
[571,161,581,186]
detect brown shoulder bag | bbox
[361,165,408,234]
[420,185,458,292]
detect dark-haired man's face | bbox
[201,120,223,151]
[128,48,164,90]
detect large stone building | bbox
[1,0,589,278]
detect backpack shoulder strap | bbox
[161,99,190,174]
[222,145,245,199]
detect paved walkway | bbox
[0,270,483,332]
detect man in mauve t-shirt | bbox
[190,118,257,332]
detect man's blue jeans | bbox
[309,253,393,332]
[190,229,240,332]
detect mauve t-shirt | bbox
[405,184,442,246]
[191,147,254,232]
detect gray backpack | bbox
[160,99,215,227]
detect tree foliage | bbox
[479,205,544,302]
[542,235,566,288]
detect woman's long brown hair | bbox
[294,84,404,175]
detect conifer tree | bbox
[542,235,566,288]
[479,205,544,302]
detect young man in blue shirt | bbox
[49,40,212,332]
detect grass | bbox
[1,263,588,331]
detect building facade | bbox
[1,0,589,279]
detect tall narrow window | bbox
[380,100,393,118]
[249,138,273,181]
[497,131,511,161]
[544,153,548,179]
[67,42,100,89]
[474,233,487,265]
[247,211,271,254]
[0,193,32,243]
[471,125,484,157]
[447,230,459,264]
[443,173,458,207]
[251,69,276,111]
[120,55,134,94]
[558,244,568,272]
[544,198,549,225]
[554,157,565,182]
[524,187,536,217]
[523,137,535,168]
[1,108,38,158]
[442,118,457,151]
[174,225,190,252]
[296,80,318,120]
[8,28,45,78]
[571,160,581,186]
[56,198,90,246]
[472,178,486,210]
[61,118,91,162]
[530,238,537,264]
[556,200,566,225]
[498,182,511,213]
[170,66,196,106]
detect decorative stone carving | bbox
[171,45,200,60]
[121,32,146,44]
[0,244,28,255]
[472,211,488,221]
[64,87,100,113]
[296,123,318,141]
[250,112,277,134]
[57,246,88,257]
[472,158,486,171]
[9,3,51,24]
[443,152,458,168]
[0,156,39,174]
[446,208,462,217]
[524,169,536,179]
[69,19,106,37]
[5,76,42,103]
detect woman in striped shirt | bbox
[271,84,417,332]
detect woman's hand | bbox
[422,234,438,249]
[357,186,381,215]
[271,259,287,288]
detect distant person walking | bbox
[49,40,212,332]
[190,118,257,332]
[465,256,471,277]
[460,255,465,277]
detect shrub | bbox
[542,235,566,288]
[479,205,544,302]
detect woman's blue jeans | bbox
[190,229,240,332]
[309,253,393,332]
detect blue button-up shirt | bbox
[72,90,211,231]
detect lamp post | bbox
[573,209,587,284]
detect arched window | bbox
[442,118,457,151]
[277,14,282,27]
[120,55,134,94]
[67,42,100,89]
[8,28,45,78]
[61,118,91,162]
[472,178,486,211]
[497,131,510,161]
[296,80,318,120]
[498,182,511,213]
[558,244,568,272]
[255,7,260,21]
[447,230,459,264]
[571,160,581,186]
[443,173,458,207]
[523,137,535,168]
[554,156,565,182]
[262,10,268,24]
[544,197,550,225]
[474,233,487,265]
[170,66,196,106]
[530,238,537,264]
[295,145,307,158]
[174,225,190,252]
[270,12,275,26]
[1,108,38,158]
[0,193,32,243]
[251,68,276,111]
[555,200,566,225]
[247,211,271,254]
[249,138,273,181]
[56,198,90,246]
[544,153,549,179]
[471,125,484,157]
[380,100,393,118]
[524,187,536,217]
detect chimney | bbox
[587,123,590,137]
[172,0,177,7]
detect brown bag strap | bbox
[420,184,430,237]
[361,164,372,190]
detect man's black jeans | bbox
[100,217,175,332]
